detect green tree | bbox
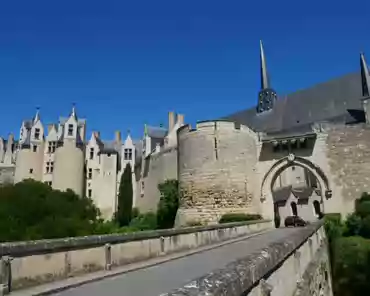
[157,179,179,229]
[116,163,133,226]
[344,213,362,236]
[333,236,370,296]
[0,180,101,242]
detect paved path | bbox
[46,227,299,296]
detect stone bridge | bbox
[0,220,332,296]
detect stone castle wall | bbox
[325,123,370,215]
[135,146,177,213]
[176,121,261,226]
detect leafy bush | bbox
[333,236,370,295]
[132,207,140,219]
[0,180,102,242]
[157,180,179,229]
[355,200,370,218]
[219,213,262,224]
[344,213,362,236]
[129,212,157,231]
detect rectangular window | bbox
[34,128,40,140]
[32,145,37,153]
[44,181,52,187]
[29,168,33,174]
[48,141,56,153]
[87,189,92,198]
[124,148,132,160]
[68,124,74,136]
[88,168,92,179]
[46,161,54,174]
[89,148,94,160]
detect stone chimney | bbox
[115,130,121,142]
[177,114,185,126]
[168,111,175,131]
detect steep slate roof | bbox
[224,72,364,133]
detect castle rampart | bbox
[176,120,261,226]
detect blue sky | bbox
[1,0,369,140]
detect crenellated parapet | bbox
[176,120,261,226]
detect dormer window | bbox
[34,128,40,140]
[124,148,132,160]
[48,141,56,153]
[68,124,74,136]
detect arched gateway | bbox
[259,154,332,222]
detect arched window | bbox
[291,202,298,216]
[313,200,321,217]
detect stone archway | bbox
[259,154,332,220]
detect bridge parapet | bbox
[0,220,272,292]
[164,221,332,296]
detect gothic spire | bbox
[260,40,270,90]
[256,40,277,113]
[360,52,370,97]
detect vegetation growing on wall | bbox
[325,192,370,296]
[157,179,179,229]
[116,163,133,226]
[219,213,262,224]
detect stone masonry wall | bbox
[176,121,260,226]
[135,147,177,213]
[325,123,370,215]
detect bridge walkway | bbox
[12,227,300,296]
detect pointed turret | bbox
[256,40,277,113]
[33,107,40,124]
[360,52,370,97]
[70,103,77,120]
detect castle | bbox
[2,42,370,226]
[0,104,184,219]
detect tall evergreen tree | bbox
[116,163,133,226]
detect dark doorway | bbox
[313,200,322,217]
[291,202,298,216]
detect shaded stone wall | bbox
[325,123,370,215]
[176,121,260,226]
[135,147,177,213]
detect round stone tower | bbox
[53,139,84,196]
[15,111,45,183]
[176,120,261,226]
[52,107,85,196]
